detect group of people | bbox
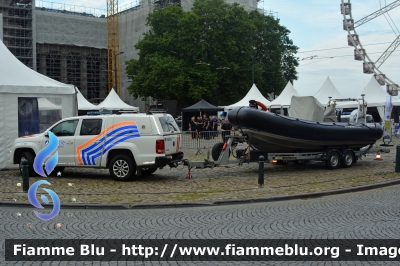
[188,115,234,142]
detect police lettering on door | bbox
[45,140,65,147]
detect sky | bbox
[36,0,400,98]
[262,0,400,98]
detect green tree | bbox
[125,0,298,107]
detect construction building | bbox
[0,0,260,111]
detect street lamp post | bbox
[251,49,254,84]
[114,52,124,96]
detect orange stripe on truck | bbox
[76,121,137,165]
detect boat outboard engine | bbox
[249,100,268,111]
[249,100,258,109]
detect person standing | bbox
[189,116,197,139]
[212,116,218,138]
[197,116,203,138]
[221,117,234,142]
[203,115,210,139]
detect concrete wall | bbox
[118,3,152,110]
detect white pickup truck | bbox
[10,112,183,181]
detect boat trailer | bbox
[182,134,374,171]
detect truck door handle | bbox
[173,141,175,146]
[66,141,73,144]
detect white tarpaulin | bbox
[0,39,77,169]
[225,84,270,110]
[96,88,139,111]
[35,11,107,49]
[38,98,61,110]
[288,96,325,122]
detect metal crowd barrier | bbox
[180,131,241,155]
[181,131,224,155]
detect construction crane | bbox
[106,0,121,96]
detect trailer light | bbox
[272,159,278,164]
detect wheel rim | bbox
[113,160,129,178]
[331,154,339,167]
[345,153,353,165]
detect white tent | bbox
[38,97,62,110]
[313,77,344,106]
[96,88,139,112]
[225,84,270,110]
[76,88,98,111]
[267,81,299,108]
[336,76,400,121]
[0,39,77,169]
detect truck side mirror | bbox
[44,131,49,137]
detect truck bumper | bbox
[155,152,184,167]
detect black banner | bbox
[5,239,400,261]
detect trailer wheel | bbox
[340,150,354,168]
[212,142,230,161]
[325,150,340,169]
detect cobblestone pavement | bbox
[0,138,399,205]
[2,184,400,265]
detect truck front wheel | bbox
[109,155,136,181]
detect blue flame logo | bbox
[29,131,60,221]
[33,131,59,177]
[28,180,60,221]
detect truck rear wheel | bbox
[325,150,340,169]
[109,155,135,181]
[340,150,354,168]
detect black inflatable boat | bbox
[228,107,383,153]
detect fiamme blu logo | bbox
[28,131,61,221]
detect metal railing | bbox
[181,131,238,155]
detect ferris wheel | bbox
[341,0,400,95]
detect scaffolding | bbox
[34,1,108,100]
[0,0,34,68]
[36,44,108,99]
[154,0,182,8]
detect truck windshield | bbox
[159,115,179,132]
